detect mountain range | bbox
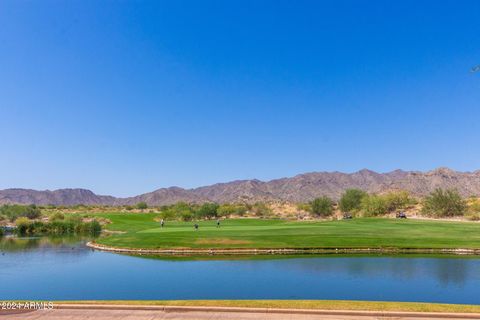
[1,167,480,206]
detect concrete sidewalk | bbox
[3,304,480,319]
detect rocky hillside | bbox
[0,188,116,206]
[2,168,480,206]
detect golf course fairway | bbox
[92,214,480,252]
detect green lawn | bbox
[92,213,480,250]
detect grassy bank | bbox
[94,214,480,250]
[54,300,480,313]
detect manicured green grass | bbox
[54,300,480,313]
[93,213,480,250]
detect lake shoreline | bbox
[86,241,480,256]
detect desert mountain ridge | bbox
[2,167,480,206]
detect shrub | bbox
[49,212,65,221]
[71,204,87,210]
[0,204,41,222]
[217,204,247,217]
[15,217,101,236]
[158,209,176,220]
[466,213,480,221]
[296,203,311,212]
[468,199,480,214]
[15,217,32,236]
[159,202,194,221]
[422,188,466,217]
[310,197,334,217]
[76,220,102,236]
[251,202,272,217]
[383,191,413,212]
[361,194,388,216]
[466,198,480,220]
[125,205,134,211]
[48,220,76,235]
[24,205,41,219]
[339,189,367,213]
[89,220,102,235]
[65,214,82,224]
[178,211,192,221]
[136,202,148,210]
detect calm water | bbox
[1,237,480,304]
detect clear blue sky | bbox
[1,0,479,196]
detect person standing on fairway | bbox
[194,223,199,231]
[160,219,164,228]
[216,219,220,228]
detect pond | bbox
[1,237,480,304]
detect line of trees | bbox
[1,188,477,228]
[156,202,271,221]
[306,188,474,218]
[306,189,414,218]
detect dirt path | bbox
[3,304,480,320]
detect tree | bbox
[136,202,148,210]
[422,188,466,217]
[195,203,219,219]
[339,189,367,213]
[310,197,334,217]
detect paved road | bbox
[3,307,480,320]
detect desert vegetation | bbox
[0,204,102,237]
[309,196,334,217]
[0,204,41,221]
[1,188,479,240]
[15,217,101,236]
[421,188,467,217]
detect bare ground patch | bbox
[195,238,252,245]
[102,230,127,234]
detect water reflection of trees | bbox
[434,259,469,286]
[278,256,475,286]
[115,253,477,287]
[0,236,93,254]
[0,237,96,273]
